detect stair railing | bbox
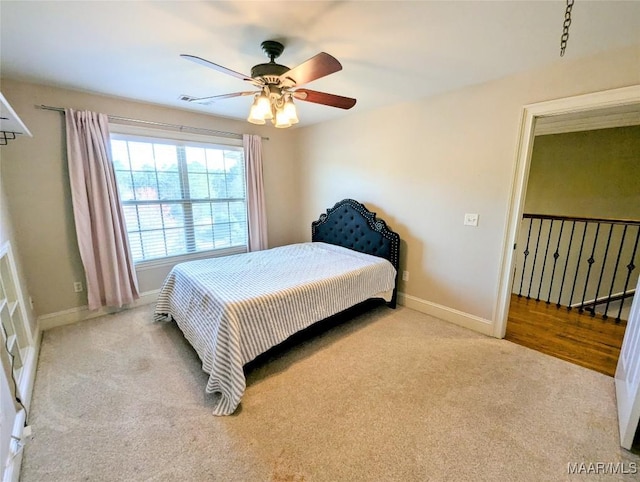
[513,214,640,322]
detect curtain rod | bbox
[37,104,268,141]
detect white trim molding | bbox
[494,85,640,339]
[37,289,160,331]
[398,292,494,337]
[534,103,640,136]
[2,320,41,482]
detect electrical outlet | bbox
[73,281,83,293]
[29,296,34,310]
[464,213,479,227]
[402,271,409,281]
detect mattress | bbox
[154,242,397,415]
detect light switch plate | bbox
[464,213,479,226]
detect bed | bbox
[154,198,400,415]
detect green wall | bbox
[515,125,640,311]
[524,125,640,220]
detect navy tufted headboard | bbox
[311,199,400,307]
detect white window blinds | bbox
[110,134,247,263]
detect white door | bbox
[615,276,640,450]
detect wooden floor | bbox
[505,294,627,377]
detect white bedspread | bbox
[154,242,396,415]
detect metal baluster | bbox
[527,218,544,299]
[568,221,588,311]
[604,225,628,320]
[518,217,534,297]
[536,219,554,301]
[579,223,601,313]
[557,220,576,308]
[547,220,564,304]
[616,225,640,323]
[590,223,614,317]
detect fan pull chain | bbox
[560,0,575,57]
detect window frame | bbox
[109,125,248,269]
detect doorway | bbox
[495,85,640,341]
[494,85,640,450]
[504,123,639,376]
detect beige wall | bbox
[0,148,35,333]
[294,45,640,322]
[0,80,300,316]
[525,125,640,219]
[2,44,639,329]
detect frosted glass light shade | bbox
[274,107,291,128]
[247,102,266,125]
[256,94,273,120]
[283,98,299,124]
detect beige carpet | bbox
[20,301,639,481]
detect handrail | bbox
[523,213,640,226]
[514,213,640,322]
[575,289,635,311]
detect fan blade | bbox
[293,89,356,110]
[280,52,342,86]
[181,54,259,84]
[182,92,256,105]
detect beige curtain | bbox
[243,134,268,251]
[65,109,139,310]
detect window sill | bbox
[134,246,248,272]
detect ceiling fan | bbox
[180,40,356,128]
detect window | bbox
[110,134,247,264]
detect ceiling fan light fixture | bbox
[182,40,356,128]
[274,106,292,128]
[256,92,273,120]
[247,96,267,125]
[283,97,299,125]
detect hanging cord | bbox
[0,322,28,424]
[560,0,575,57]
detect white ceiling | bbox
[1,1,639,127]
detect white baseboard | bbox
[37,290,160,331]
[37,290,495,338]
[398,292,495,337]
[20,327,41,412]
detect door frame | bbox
[493,85,640,338]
